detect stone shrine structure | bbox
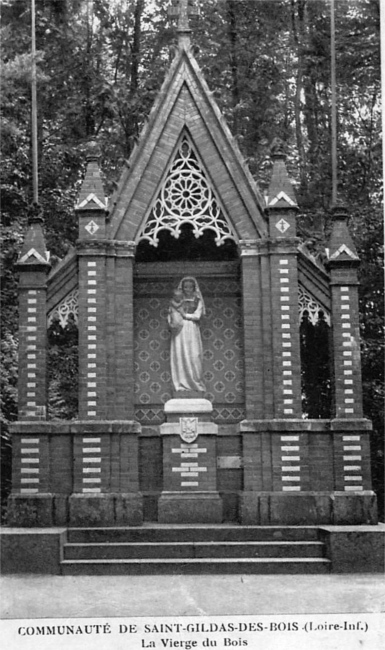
[7,1,379,537]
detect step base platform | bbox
[1,524,384,574]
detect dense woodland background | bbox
[1,0,383,518]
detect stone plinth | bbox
[319,524,385,572]
[0,528,66,574]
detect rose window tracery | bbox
[138,136,237,247]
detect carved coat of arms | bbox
[180,417,198,443]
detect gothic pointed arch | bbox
[136,132,237,249]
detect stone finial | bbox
[269,137,286,160]
[168,0,200,47]
[18,202,50,267]
[85,139,102,162]
[266,139,297,209]
[327,203,359,262]
[330,201,349,221]
[27,201,43,224]
[76,140,107,211]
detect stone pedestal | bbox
[158,398,223,523]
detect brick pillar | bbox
[8,421,72,526]
[13,210,50,498]
[239,240,266,419]
[16,240,50,421]
[268,239,302,417]
[329,276,363,419]
[326,204,377,524]
[7,208,54,524]
[77,245,107,419]
[69,422,143,527]
[265,143,301,417]
[331,425,373,493]
[109,242,136,419]
[10,428,49,497]
[327,204,364,419]
[76,141,108,420]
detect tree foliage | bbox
[1,0,383,516]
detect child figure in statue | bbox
[168,288,185,335]
[168,277,206,393]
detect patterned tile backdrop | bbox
[134,276,245,424]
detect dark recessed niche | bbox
[135,224,238,263]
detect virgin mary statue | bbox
[168,277,206,393]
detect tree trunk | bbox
[227,0,240,135]
[84,0,95,137]
[130,0,144,96]
[291,0,307,190]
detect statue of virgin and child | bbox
[168,277,206,393]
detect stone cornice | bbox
[76,240,136,257]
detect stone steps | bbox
[60,526,331,575]
[61,557,330,575]
[66,525,320,543]
[63,540,324,560]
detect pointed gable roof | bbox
[108,42,267,242]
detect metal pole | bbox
[331,0,337,205]
[31,0,39,204]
